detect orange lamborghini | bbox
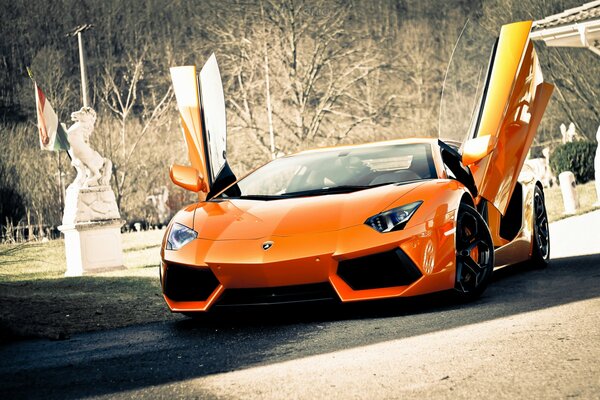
[160,21,553,313]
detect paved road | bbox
[1,212,599,399]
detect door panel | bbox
[468,21,554,215]
[170,54,231,197]
[199,54,228,185]
[170,65,210,196]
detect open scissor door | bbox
[463,21,554,215]
[170,54,238,200]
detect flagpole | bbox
[67,24,93,108]
[78,31,88,107]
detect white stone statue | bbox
[145,186,171,226]
[66,107,112,188]
[560,122,578,144]
[524,146,555,188]
[62,106,120,226]
[59,106,123,276]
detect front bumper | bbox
[161,220,457,312]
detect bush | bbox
[549,140,597,184]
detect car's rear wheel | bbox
[530,185,550,268]
[454,203,494,301]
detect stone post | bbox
[559,171,579,215]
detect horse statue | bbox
[66,107,112,188]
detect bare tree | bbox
[98,42,174,211]
[265,0,385,147]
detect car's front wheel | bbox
[454,203,495,301]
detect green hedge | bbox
[549,140,597,184]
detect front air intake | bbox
[163,263,220,302]
[337,249,422,290]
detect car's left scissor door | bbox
[170,54,237,199]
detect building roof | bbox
[533,1,600,30]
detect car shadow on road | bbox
[2,253,599,399]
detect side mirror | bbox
[170,164,205,192]
[462,135,497,166]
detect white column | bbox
[559,171,579,215]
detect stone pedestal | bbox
[62,185,120,224]
[59,185,125,276]
[60,220,124,276]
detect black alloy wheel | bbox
[531,185,550,268]
[454,203,494,301]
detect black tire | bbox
[454,203,495,301]
[530,185,550,268]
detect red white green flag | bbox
[34,81,69,151]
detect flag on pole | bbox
[30,70,69,151]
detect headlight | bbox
[365,201,423,233]
[166,222,197,250]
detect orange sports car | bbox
[160,21,553,314]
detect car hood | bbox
[190,181,427,240]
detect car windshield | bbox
[219,143,437,199]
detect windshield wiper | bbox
[222,185,376,201]
[228,194,284,201]
[281,182,408,197]
[282,185,374,197]
[223,188,362,201]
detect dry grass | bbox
[0,229,165,281]
[543,180,599,223]
[0,228,181,342]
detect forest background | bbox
[1,0,598,236]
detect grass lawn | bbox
[0,229,181,341]
[0,181,597,342]
[543,180,599,222]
